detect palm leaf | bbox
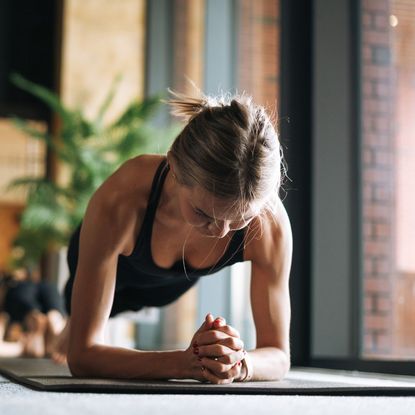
[109,95,161,130]
[7,76,169,269]
[10,73,72,124]
[94,74,123,131]
[7,178,72,199]
[11,117,56,149]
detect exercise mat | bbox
[1,357,415,396]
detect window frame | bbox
[284,0,415,376]
[280,0,313,367]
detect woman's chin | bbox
[186,222,220,238]
[195,227,216,237]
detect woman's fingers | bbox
[189,313,215,350]
[215,324,241,339]
[195,330,244,351]
[196,313,215,334]
[193,315,240,345]
[214,349,246,365]
[212,318,241,339]
[200,359,242,382]
[203,350,245,368]
[190,315,245,384]
[195,341,244,358]
[200,366,234,384]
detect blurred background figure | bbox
[0,268,66,358]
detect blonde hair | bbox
[167,90,287,222]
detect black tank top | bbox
[65,157,246,309]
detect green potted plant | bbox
[7,74,178,272]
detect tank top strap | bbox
[146,157,169,216]
[134,157,169,250]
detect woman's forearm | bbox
[68,344,189,380]
[242,347,290,381]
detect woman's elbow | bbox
[67,347,92,377]
[282,355,291,378]
[275,350,291,380]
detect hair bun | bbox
[165,89,210,122]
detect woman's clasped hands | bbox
[186,313,247,384]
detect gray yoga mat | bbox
[1,357,415,396]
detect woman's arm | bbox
[242,201,293,381]
[66,183,194,380]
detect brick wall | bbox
[361,0,395,357]
[391,0,415,356]
[362,0,415,358]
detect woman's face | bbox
[176,184,259,238]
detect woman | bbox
[55,91,292,384]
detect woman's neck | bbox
[157,169,188,228]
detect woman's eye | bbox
[194,209,206,218]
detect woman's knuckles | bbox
[217,325,241,339]
[200,365,237,384]
[207,331,225,342]
[222,337,244,350]
[210,363,228,374]
[196,329,243,350]
[205,359,240,378]
[206,366,233,380]
[221,372,234,380]
[221,354,232,364]
[196,331,226,345]
[201,344,227,356]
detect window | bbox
[362,0,415,360]
[310,0,415,373]
[0,119,46,269]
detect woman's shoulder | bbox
[82,154,166,253]
[244,199,292,266]
[109,153,165,189]
[94,154,166,206]
[124,153,166,174]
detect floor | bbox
[1,372,415,415]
